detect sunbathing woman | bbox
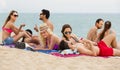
[60,24,120,56]
[2,10,31,45]
[33,24,60,50]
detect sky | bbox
[0,0,120,13]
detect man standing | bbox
[34,9,54,32]
[87,18,104,42]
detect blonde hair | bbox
[39,23,53,47]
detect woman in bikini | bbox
[60,24,120,56]
[2,10,31,45]
[96,21,115,42]
[96,21,120,49]
[32,24,60,50]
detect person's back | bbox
[87,18,104,42]
[87,26,97,42]
[46,20,54,31]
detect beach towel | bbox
[51,52,80,58]
[37,50,58,54]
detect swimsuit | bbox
[2,27,13,33]
[97,41,113,56]
[53,44,59,50]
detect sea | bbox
[0,13,120,41]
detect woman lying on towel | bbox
[2,10,31,45]
[32,24,60,50]
[60,24,120,56]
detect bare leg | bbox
[102,33,117,48]
[113,49,120,56]
[13,31,31,42]
[70,43,97,56]
[116,41,120,49]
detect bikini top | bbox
[2,27,13,33]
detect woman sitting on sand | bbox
[96,21,120,49]
[60,24,120,56]
[32,24,60,50]
[2,10,31,45]
[96,21,115,42]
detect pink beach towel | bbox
[51,52,82,58]
[50,52,110,58]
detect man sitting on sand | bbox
[34,9,54,32]
[87,18,104,42]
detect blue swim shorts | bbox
[2,37,14,45]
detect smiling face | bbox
[63,28,72,38]
[40,30,49,38]
[96,20,104,29]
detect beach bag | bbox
[15,42,26,49]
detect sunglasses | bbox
[40,13,44,15]
[40,30,47,34]
[64,31,72,35]
[13,14,18,17]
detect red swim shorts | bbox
[97,41,113,56]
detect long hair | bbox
[2,10,18,28]
[39,23,53,47]
[99,21,111,40]
[61,24,72,41]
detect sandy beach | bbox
[0,31,2,44]
[0,31,120,70]
[0,47,120,70]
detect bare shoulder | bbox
[5,22,14,28]
[47,20,53,25]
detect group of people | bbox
[2,9,120,57]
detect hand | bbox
[34,24,39,32]
[20,24,25,27]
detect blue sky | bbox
[0,0,120,13]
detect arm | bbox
[47,36,56,50]
[47,21,54,31]
[34,24,39,32]
[17,24,25,34]
[71,33,81,43]
[34,36,56,50]
[10,23,24,35]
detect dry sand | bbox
[0,32,120,70]
[0,47,120,70]
[0,31,2,44]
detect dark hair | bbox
[21,29,33,42]
[59,40,70,51]
[3,10,18,28]
[41,9,50,19]
[26,29,33,35]
[99,21,111,40]
[95,18,104,25]
[61,24,72,41]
